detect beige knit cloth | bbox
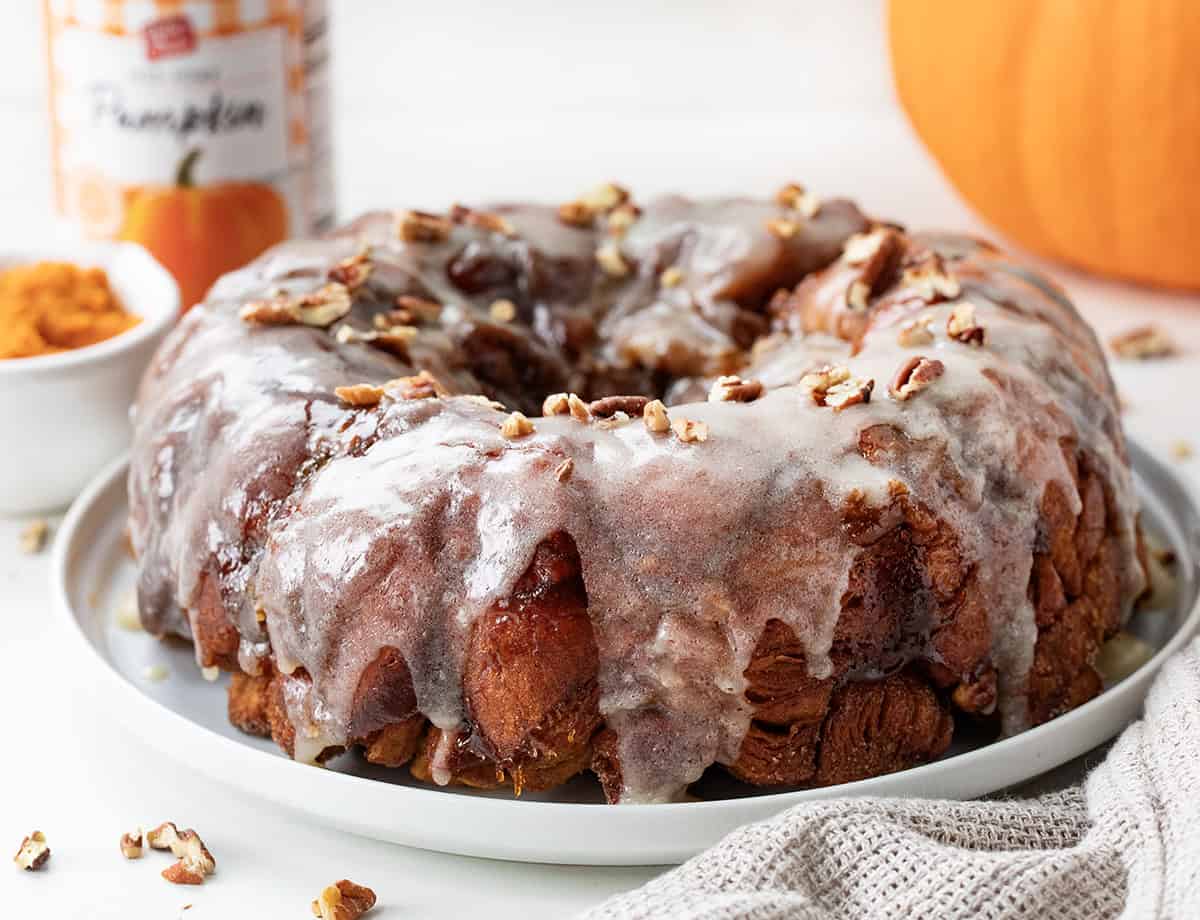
[585,638,1200,920]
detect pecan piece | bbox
[237,293,295,325]
[328,249,373,290]
[775,182,821,218]
[336,324,417,360]
[555,458,575,482]
[799,364,852,397]
[312,880,377,920]
[542,392,570,416]
[383,370,446,400]
[766,218,800,240]
[396,209,453,243]
[802,365,872,409]
[500,411,535,439]
[13,831,49,871]
[371,328,418,358]
[568,393,591,422]
[589,395,649,418]
[541,392,590,420]
[897,311,936,347]
[374,311,406,330]
[293,285,354,326]
[240,283,353,328]
[947,301,985,346]
[889,356,945,401]
[556,183,629,226]
[120,828,144,860]
[823,376,874,411]
[595,241,630,277]
[708,374,764,403]
[145,822,215,885]
[450,204,516,237]
[643,399,670,433]
[606,202,641,236]
[580,182,630,213]
[1109,324,1176,360]
[557,200,595,227]
[659,265,684,288]
[842,227,891,266]
[393,294,443,324]
[19,519,48,554]
[671,417,709,442]
[334,324,362,345]
[951,668,998,715]
[903,253,961,302]
[462,394,507,411]
[843,228,903,311]
[335,384,386,408]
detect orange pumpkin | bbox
[889,0,1200,290]
[118,149,289,310]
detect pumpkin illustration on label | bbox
[118,149,289,311]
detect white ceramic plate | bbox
[53,445,1199,866]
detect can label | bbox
[44,0,333,309]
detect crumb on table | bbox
[18,519,49,554]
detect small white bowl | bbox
[0,241,178,515]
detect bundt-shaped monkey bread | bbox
[128,183,1147,803]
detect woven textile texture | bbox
[584,638,1200,920]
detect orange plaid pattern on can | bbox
[48,0,300,36]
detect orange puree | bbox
[0,261,139,360]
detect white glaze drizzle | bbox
[128,199,1144,803]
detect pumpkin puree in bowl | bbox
[0,261,139,360]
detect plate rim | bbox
[51,448,1200,862]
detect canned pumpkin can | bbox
[43,0,334,310]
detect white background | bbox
[2,2,1199,918]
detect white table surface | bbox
[3,3,1200,917]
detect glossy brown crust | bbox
[407,533,604,792]
[194,571,240,671]
[1027,451,1129,723]
[362,718,426,768]
[222,436,1129,799]
[220,365,1131,799]
[227,671,273,738]
[217,470,1131,800]
[722,436,1131,789]
[225,533,605,790]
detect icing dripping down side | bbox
[127,196,1145,803]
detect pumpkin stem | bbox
[175,149,203,188]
